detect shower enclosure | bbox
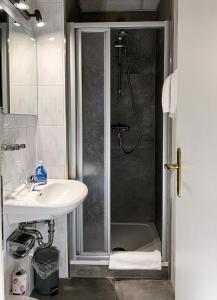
[68,21,171,267]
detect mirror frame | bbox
[0,23,8,112]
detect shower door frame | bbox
[68,21,171,266]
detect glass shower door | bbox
[76,28,110,256]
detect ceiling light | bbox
[13,21,21,27]
[0,6,3,10]
[14,0,30,10]
[36,20,46,27]
[28,9,46,28]
[35,9,46,27]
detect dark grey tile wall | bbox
[157,0,173,20]
[80,11,157,22]
[65,0,174,23]
[65,0,81,22]
[111,29,157,223]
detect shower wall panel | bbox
[81,32,106,252]
[111,29,157,223]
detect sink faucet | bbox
[32,181,47,191]
[25,175,47,191]
[25,175,35,190]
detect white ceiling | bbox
[78,0,161,12]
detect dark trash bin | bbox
[32,247,59,295]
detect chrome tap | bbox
[25,175,47,191]
[25,175,35,190]
[32,181,47,191]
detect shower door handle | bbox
[165,148,182,197]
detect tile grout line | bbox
[114,279,117,300]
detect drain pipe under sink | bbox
[19,220,55,248]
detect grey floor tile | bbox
[32,278,116,300]
[114,280,174,300]
[32,278,174,300]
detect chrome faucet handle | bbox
[25,175,35,190]
[32,181,47,192]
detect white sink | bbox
[4,179,88,224]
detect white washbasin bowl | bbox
[4,179,88,224]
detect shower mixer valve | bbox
[111,124,130,135]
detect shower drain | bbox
[112,247,126,251]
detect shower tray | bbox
[111,222,161,252]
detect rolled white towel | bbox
[162,69,178,118]
[162,74,172,113]
[109,250,161,270]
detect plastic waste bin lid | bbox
[32,247,60,280]
[33,247,59,264]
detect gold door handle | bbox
[165,148,182,197]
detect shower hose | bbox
[117,47,143,155]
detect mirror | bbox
[0,9,37,115]
[8,17,37,115]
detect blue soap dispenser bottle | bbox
[34,161,47,183]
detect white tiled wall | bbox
[34,0,68,279]
[34,0,67,180]
[38,86,65,126]
[3,112,68,296]
[2,114,37,297]
[3,115,37,197]
[3,1,69,296]
[0,112,4,298]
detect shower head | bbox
[114,30,128,48]
[118,30,128,38]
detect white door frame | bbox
[174,0,217,298]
